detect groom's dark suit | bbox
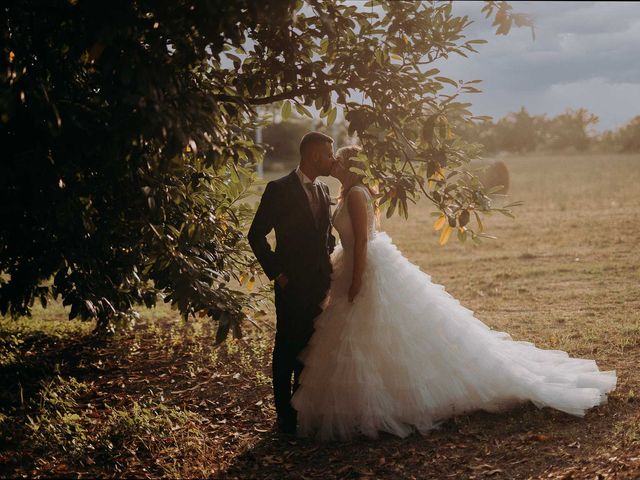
[248,169,335,430]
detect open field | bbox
[1,153,639,478]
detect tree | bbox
[262,117,351,170]
[617,116,640,153]
[456,107,613,154]
[1,1,531,333]
[262,120,311,169]
[496,107,541,153]
[546,108,599,152]
[459,107,541,154]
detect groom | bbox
[248,131,336,434]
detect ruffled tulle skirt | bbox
[290,232,617,441]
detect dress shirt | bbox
[295,166,320,204]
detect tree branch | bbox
[213,81,360,106]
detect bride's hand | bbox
[348,280,361,303]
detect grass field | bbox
[1,153,639,479]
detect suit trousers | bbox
[272,283,321,427]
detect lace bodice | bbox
[332,185,377,249]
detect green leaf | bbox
[232,319,242,339]
[473,211,484,233]
[327,107,337,127]
[215,313,231,344]
[477,232,497,240]
[435,76,458,88]
[386,198,397,218]
[374,49,383,65]
[471,115,493,122]
[295,103,312,118]
[421,115,437,143]
[484,185,503,195]
[281,101,292,120]
[462,86,482,94]
[400,197,408,219]
[320,37,329,54]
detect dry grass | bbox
[1,153,639,479]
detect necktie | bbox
[306,182,321,224]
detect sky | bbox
[443,1,640,131]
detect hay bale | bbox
[478,160,510,194]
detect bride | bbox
[290,145,617,442]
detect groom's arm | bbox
[328,228,336,254]
[248,182,283,281]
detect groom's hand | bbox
[275,273,289,289]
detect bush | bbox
[100,402,209,476]
[26,375,211,476]
[27,376,93,461]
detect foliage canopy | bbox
[1,1,531,333]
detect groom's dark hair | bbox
[300,131,333,159]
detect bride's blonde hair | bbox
[336,145,380,218]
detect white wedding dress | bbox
[290,185,617,441]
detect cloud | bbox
[444,1,640,130]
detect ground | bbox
[0,153,639,479]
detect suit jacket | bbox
[248,170,336,309]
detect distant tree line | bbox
[454,107,640,154]
[595,116,640,153]
[261,108,639,171]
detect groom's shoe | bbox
[277,421,297,436]
[276,417,297,436]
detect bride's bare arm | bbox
[347,189,369,302]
